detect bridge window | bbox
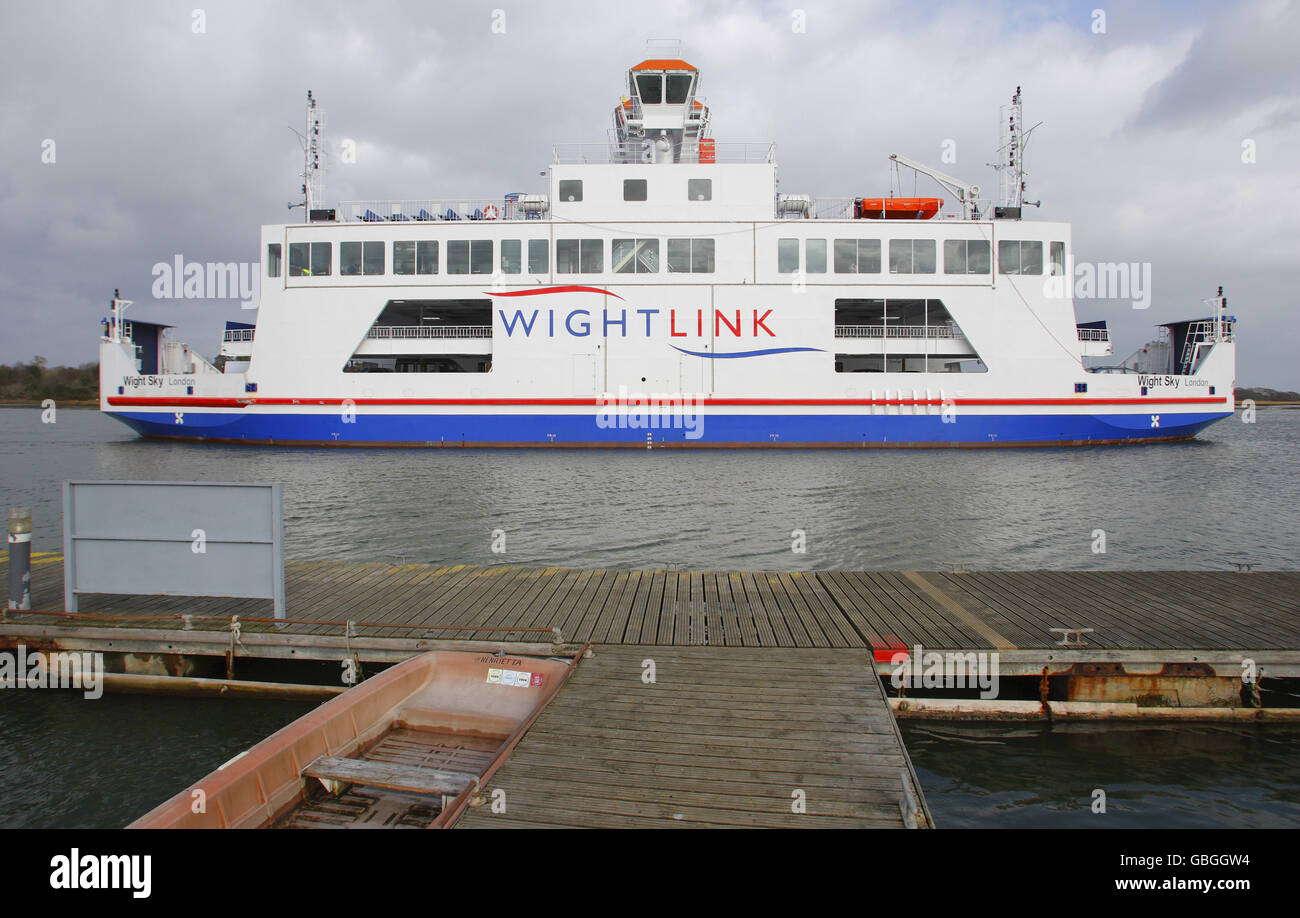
[501,239,522,274]
[636,73,662,104]
[624,179,648,201]
[528,239,548,274]
[666,74,693,104]
[557,239,603,273]
[777,239,799,273]
[688,178,711,201]
[943,239,991,275]
[668,238,714,273]
[267,244,281,278]
[448,240,493,275]
[835,239,882,274]
[999,240,1043,275]
[889,239,936,274]
[559,180,583,202]
[806,239,827,274]
[613,238,659,274]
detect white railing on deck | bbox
[338,198,539,223]
[834,325,965,339]
[366,325,492,339]
[551,141,775,164]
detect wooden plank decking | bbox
[456,645,929,829]
[5,556,1297,661]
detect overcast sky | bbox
[1,0,1296,386]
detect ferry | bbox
[99,43,1236,448]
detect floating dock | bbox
[455,645,930,828]
[4,557,1297,684]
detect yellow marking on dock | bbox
[900,571,1017,650]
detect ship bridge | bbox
[613,41,711,164]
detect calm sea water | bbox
[1,406,1297,827]
[1,406,1298,570]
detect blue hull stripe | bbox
[107,410,1230,446]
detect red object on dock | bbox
[854,197,942,220]
[698,138,716,163]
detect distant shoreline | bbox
[0,400,98,408]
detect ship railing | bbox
[222,329,255,342]
[834,325,965,339]
[1076,328,1111,342]
[366,325,493,339]
[551,141,775,164]
[338,198,543,223]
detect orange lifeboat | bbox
[854,197,942,220]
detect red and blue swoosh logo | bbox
[670,345,824,359]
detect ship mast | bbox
[290,91,326,217]
[993,87,1041,219]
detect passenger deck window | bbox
[448,240,494,275]
[289,242,309,276]
[528,239,548,274]
[889,239,935,274]
[688,178,712,201]
[835,239,882,273]
[805,239,827,274]
[613,238,659,274]
[559,180,583,202]
[624,179,648,202]
[267,243,281,278]
[1049,241,1066,276]
[557,239,603,274]
[777,239,799,274]
[668,238,714,273]
[311,243,331,276]
[341,241,384,276]
[943,239,991,275]
[501,239,522,274]
[998,240,1043,275]
[416,241,438,274]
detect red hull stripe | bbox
[107,396,1231,409]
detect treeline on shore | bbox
[1237,387,1300,403]
[0,358,98,403]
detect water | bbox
[2,407,1298,570]
[901,721,1300,828]
[1,405,1298,827]
[0,690,314,829]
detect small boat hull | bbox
[128,650,573,829]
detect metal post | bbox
[8,507,32,613]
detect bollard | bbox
[7,507,33,613]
